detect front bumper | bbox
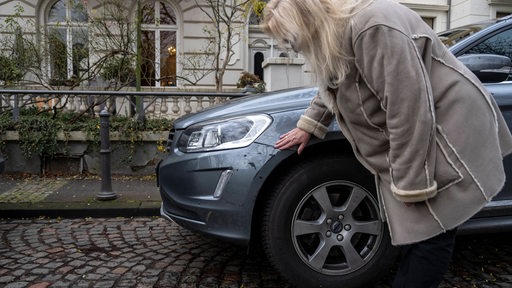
[158,142,276,246]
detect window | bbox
[421,17,434,29]
[497,12,511,19]
[463,27,512,81]
[141,1,178,87]
[47,0,89,82]
[464,28,512,60]
[254,52,264,81]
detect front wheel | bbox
[261,155,397,288]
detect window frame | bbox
[140,1,180,88]
[45,0,89,82]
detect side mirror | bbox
[458,54,511,83]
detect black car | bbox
[157,16,512,288]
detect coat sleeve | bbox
[353,25,438,202]
[297,89,335,139]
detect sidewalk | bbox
[0,174,161,218]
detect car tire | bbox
[261,154,398,288]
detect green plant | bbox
[109,116,172,162]
[0,55,23,84]
[0,112,12,154]
[16,114,61,159]
[0,107,64,159]
[0,107,173,161]
[252,1,266,18]
[237,71,266,93]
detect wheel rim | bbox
[291,180,383,276]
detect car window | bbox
[462,28,512,81]
[464,28,512,59]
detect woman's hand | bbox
[275,128,311,155]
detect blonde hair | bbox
[261,0,371,88]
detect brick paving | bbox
[0,175,161,219]
[0,178,68,203]
[0,217,511,288]
[0,217,290,288]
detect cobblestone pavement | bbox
[0,217,511,288]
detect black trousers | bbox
[392,229,458,288]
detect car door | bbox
[452,22,512,202]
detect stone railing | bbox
[0,89,247,120]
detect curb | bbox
[0,201,161,219]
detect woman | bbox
[261,0,512,287]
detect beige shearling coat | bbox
[297,0,512,245]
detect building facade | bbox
[0,0,511,91]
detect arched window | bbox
[47,0,89,82]
[140,1,178,87]
[254,52,264,82]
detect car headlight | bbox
[177,114,272,152]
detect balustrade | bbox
[0,90,243,120]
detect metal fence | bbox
[0,89,247,121]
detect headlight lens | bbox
[177,115,272,152]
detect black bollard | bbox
[96,109,117,200]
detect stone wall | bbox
[2,131,168,176]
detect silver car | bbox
[157,16,512,288]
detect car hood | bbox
[172,87,318,129]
